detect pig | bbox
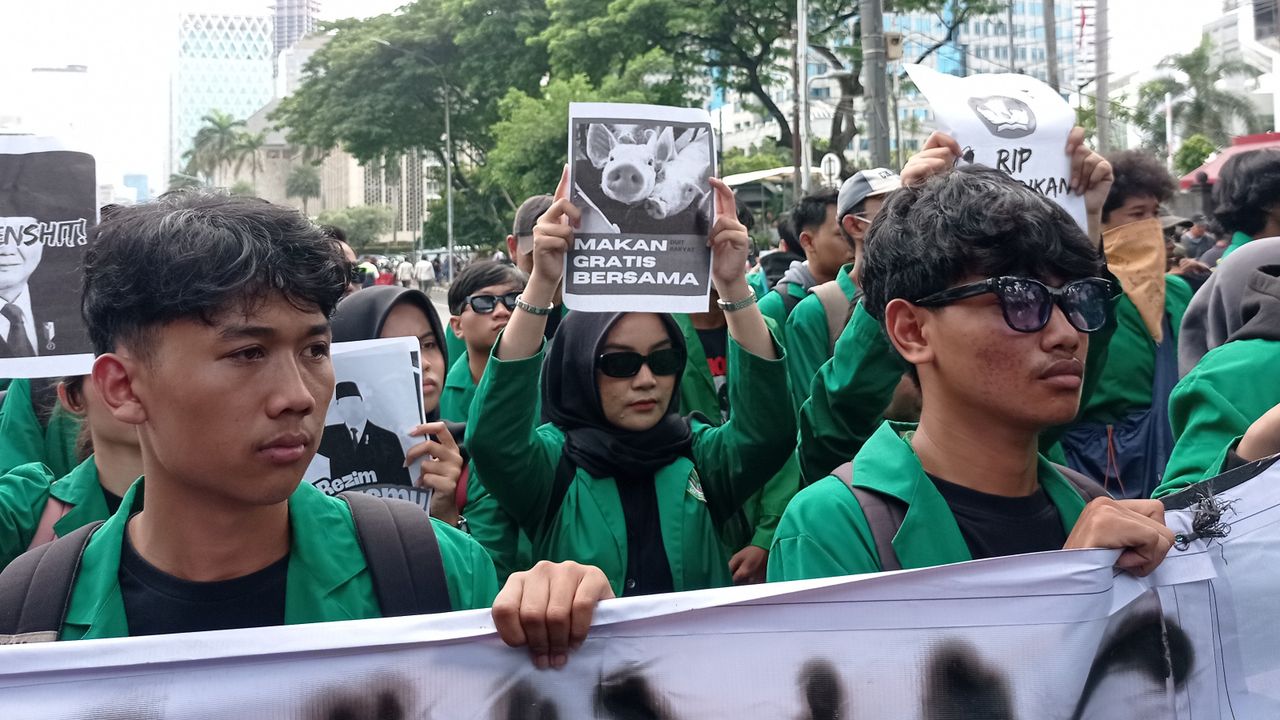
[644,129,712,220]
[586,124,675,205]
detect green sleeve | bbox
[434,517,501,609]
[796,302,903,484]
[766,476,880,581]
[466,343,563,534]
[693,337,796,521]
[463,462,532,582]
[1165,275,1193,334]
[755,291,790,348]
[0,462,56,568]
[784,295,831,412]
[0,380,49,476]
[749,454,800,549]
[747,270,769,300]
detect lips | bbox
[628,399,659,412]
[1039,358,1084,390]
[258,432,312,465]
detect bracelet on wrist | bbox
[716,286,757,312]
[515,295,554,316]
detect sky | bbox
[0,0,1228,195]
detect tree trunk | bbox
[743,66,793,149]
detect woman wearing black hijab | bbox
[468,172,796,596]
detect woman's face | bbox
[381,302,445,413]
[595,313,679,432]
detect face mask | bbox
[1103,217,1167,342]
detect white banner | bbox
[1,458,1277,718]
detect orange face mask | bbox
[1102,217,1167,342]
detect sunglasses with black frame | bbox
[461,291,521,315]
[596,347,686,379]
[912,276,1117,334]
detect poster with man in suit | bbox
[322,381,411,486]
[0,136,96,377]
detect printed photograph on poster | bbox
[566,102,717,313]
[304,337,432,511]
[0,136,96,378]
[904,64,1088,230]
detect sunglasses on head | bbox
[913,276,1117,334]
[462,292,520,314]
[596,347,685,379]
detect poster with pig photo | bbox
[0,136,97,378]
[303,337,433,511]
[567,102,717,313]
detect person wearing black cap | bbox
[320,381,411,487]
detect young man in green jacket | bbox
[1208,148,1280,265]
[441,261,527,423]
[2,192,610,670]
[754,189,848,344]
[771,151,1176,581]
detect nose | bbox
[492,302,512,321]
[266,356,319,418]
[606,164,644,194]
[631,362,658,389]
[1040,301,1082,354]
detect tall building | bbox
[1205,1,1280,131]
[170,11,275,176]
[277,34,329,98]
[273,0,321,62]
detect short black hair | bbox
[1213,148,1280,237]
[1070,611,1193,719]
[447,260,527,315]
[861,165,1101,324]
[792,188,838,236]
[736,202,755,232]
[776,212,803,257]
[1102,150,1176,223]
[512,195,554,238]
[319,224,347,243]
[82,190,347,357]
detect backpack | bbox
[830,461,1110,571]
[811,280,860,355]
[0,492,450,644]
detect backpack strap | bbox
[812,280,857,355]
[780,283,803,316]
[1051,462,1113,502]
[340,492,452,616]
[27,495,73,550]
[0,520,103,644]
[831,462,905,572]
[541,448,578,534]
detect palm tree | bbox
[184,110,246,186]
[1136,34,1260,152]
[286,164,322,216]
[232,130,267,193]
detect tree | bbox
[1134,34,1260,153]
[286,164,322,216]
[229,179,256,196]
[167,173,204,192]
[183,110,247,186]
[1174,134,1217,176]
[722,142,793,176]
[232,130,268,192]
[316,205,395,251]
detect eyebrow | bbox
[218,322,331,341]
[600,338,673,353]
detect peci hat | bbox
[838,168,901,219]
[335,381,362,400]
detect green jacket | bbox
[0,457,112,569]
[444,324,468,378]
[785,264,858,412]
[672,314,799,552]
[440,352,477,423]
[768,421,1091,580]
[755,282,808,347]
[0,378,81,477]
[1220,231,1253,263]
[1080,275,1192,425]
[468,337,794,596]
[60,480,499,640]
[1155,338,1279,497]
[746,269,769,301]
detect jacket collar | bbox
[444,351,475,391]
[49,456,112,538]
[835,263,858,300]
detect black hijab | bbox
[329,286,450,423]
[542,311,695,479]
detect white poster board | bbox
[905,64,1088,230]
[566,102,717,313]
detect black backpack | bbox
[830,461,1110,571]
[0,492,451,644]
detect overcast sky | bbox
[0,0,1226,192]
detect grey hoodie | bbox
[1178,237,1280,375]
[774,260,818,294]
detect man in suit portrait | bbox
[0,215,45,357]
[321,381,411,486]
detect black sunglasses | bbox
[596,347,685,379]
[913,276,1116,334]
[462,292,520,314]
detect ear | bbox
[883,298,934,368]
[586,124,617,169]
[840,213,865,242]
[91,354,148,426]
[799,229,817,254]
[505,234,517,258]
[56,381,86,416]
[652,126,676,164]
[448,315,463,338]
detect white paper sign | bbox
[905,64,1087,230]
[566,102,717,313]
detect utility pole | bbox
[1095,0,1110,152]
[798,0,812,193]
[1043,0,1059,92]
[791,25,802,201]
[1165,91,1176,172]
[861,0,890,167]
[1007,0,1016,72]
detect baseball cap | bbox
[837,168,901,219]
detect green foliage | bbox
[316,205,395,251]
[232,131,267,190]
[182,110,247,184]
[229,180,256,196]
[722,142,793,176]
[1135,34,1260,152]
[286,164,322,215]
[1074,94,1138,145]
[1174,134,1217,176]
[167,173,204,192]
[421,178,509,256]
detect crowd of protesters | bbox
[0,121,1278,678]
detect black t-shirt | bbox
[694,325,730,421]
[615,475,674,597]
[101,486,125,516]
[927,475,1068,561]
[119,528,288,636]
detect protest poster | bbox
[0,136,96,378]
[566,102,717,313]
[4,456,1279,718]
[304,337,432,511]
[905,64,1088,230]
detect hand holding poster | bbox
[904,64,1087,230]
[0,136,96,378]
[304,337,432,510]
[566,102,717,313]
